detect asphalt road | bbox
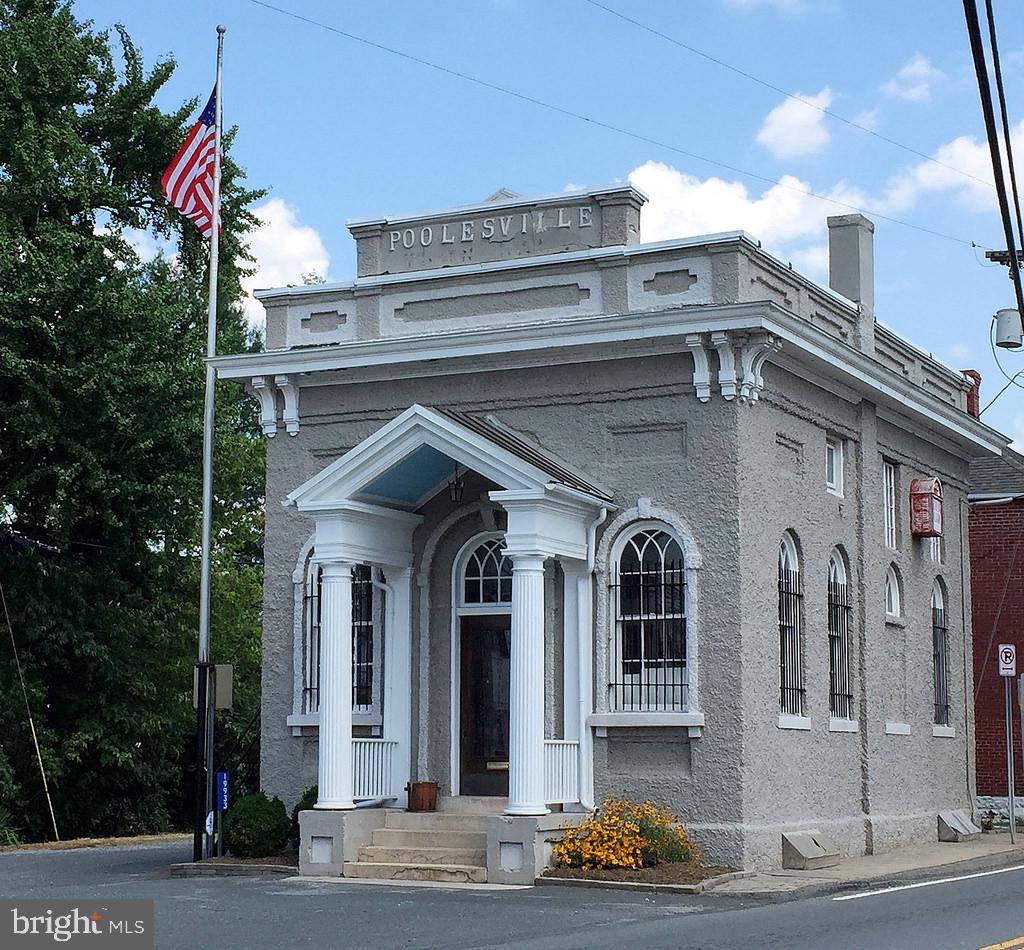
[1,843,1023,950]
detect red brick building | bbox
[969,448,1024,808]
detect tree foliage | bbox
[0,0,265,839]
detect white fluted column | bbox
[506,555,549,816]
[315,561,356,809]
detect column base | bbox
[503,803,551,817]
[314,799,356,810]
[486,812,587,885]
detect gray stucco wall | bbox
[257,348,977,871]
[734,364,975,868]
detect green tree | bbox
[0,0,264,839]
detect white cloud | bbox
[242,197,330,329]
[882,54,944,103]
[878,124,1015,213]
[787,244,828,281]
[629,159,859,248]
[1009,413,1024,453]
[756,87,833,158]
[949,342,971,361]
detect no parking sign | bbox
[999,644,1016,678]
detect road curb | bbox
[534,869,755,895]
[170,862,297,878]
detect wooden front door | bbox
[459,615,511,796]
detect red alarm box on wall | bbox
[910,477,943,537]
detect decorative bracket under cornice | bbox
[684,334,712,403]
[686,329,781,404]
[275,375,301,435]
[248,375,301,437]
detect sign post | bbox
[999,644,1017,843]
[216,771,229,858]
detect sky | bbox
[73,0,1024,447]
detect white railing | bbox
[353,738,398,800]
[544,740,580,804]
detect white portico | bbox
[286,404,610,818]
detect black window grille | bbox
[609,529,687,712]
[932,601,950,726]
[828,570,853,720]
[302,560,375,714]
[779,542,805,716]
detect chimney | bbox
[962,369,982,417]
[827,214,874,353]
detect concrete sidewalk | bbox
[710,832,1024,896]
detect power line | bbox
[582,0,994,191]
[981,317,1024,416]
[984,0,1024,264]
[246,0,991,250]
[963,0,1024,318]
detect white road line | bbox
[833,863,1024,901]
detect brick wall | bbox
[970,499,1024,795]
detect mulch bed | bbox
[0,834,190,853]
[203,850,298,867]
[543,863,735,885]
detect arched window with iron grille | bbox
[828,550,853,720]
[778,533,805,716]
[932,581,950,726]
[610,526,687,712]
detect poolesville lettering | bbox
[387,206,594,252]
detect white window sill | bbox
[829,718,859,733]
[826,486,843,498]
[588,712,704,737]
[777,714,812,731]
[932,725,955,738]
[884,721,911,735]
[287,711,383,735]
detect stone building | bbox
[213,184,1007,882]
[969,447,1024,815]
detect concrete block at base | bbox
[486,812,588,885]
[781,831,840,870]
[299,808,389,877]
[938,810,982,843]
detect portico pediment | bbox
[286,404,610,513]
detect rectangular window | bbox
[352,564,374,711]
[883,460,898,549]
[825,438,843,495]
[929,535,945,564]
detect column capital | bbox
[320,560,356,579]
[509,554,547,573]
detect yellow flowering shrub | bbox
[552,799,699,870]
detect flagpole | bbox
[193,23,225,863]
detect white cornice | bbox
[213,302,1007,456]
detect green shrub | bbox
[224,792,291,858]
[0,807,21,847]
[291,785,318,843]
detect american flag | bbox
[161,89,218,237]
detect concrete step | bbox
[372,828,487,850]
[384,812,490,833]
[358,845,487,866]
[343,861,487,884]
[437,796,507,815]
